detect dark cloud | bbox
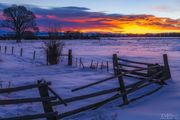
[0,3,179,33]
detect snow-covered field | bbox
[0,37,180,120]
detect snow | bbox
[0,37,180,120]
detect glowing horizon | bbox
[35,13,180,34]
[0,3,179,34]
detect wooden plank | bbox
[0,112,58,120]
[57,93,121,119]
[71,76,116,92]
[0,97,57,105]
[92,94,120,110]
[121,69,148,77]
[52,87,120,106]
[48,86,67,106]
[118,58,154,65]
[119,63,147,69]
[124,74,147,80]
[0,83,50,94]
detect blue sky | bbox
[0,0,179,19]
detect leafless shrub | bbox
[44,24,64,65]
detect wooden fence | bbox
[0,45,73,66]
[0,45,111,72]
[112,53,171,104]
[0,53,171,120]
[73,57,110,72]
[0,80,65,120]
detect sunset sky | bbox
[0,0,180,34]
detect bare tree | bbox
[1,5,38,43]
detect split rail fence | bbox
[0,54,171,120]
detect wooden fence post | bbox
[33,51,36,60]
[113,54,129,105]
[79,58,84,68]
[5,46,7,54]
[163,54,171,79]
[113,54,117,76]
[75,58,78,67]
[68,49,72,66]
[12,47,14,55]
[20,48,23,56]
[0,46,1,52]
[107,61,109,72]
[37,80,57,120]
[96,61,99,70]
[90,60,93,68]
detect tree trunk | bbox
[16,31,21,43]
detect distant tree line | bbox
[1,32,180,40]
[0,31,99,40]
[38,31,100,40]
[99,33,180,37]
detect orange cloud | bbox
[64,16,179,34]
[32,7,180,34]
[91,15,180,34]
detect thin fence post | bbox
[75,58,78,67]
[107,61,109,72]
[68,49,72,66]
[163,54,171,79]
[79,58,81,68]
[90,60,93,68]
[113,54,117,76]
[5,46,7,54]
[113,54,129,105]
[37,80,57,120]
[79,58,84,68]
[0,46,1,52]
[33,51,36,60]
[96,61,99,70]
[20,48,23,56]
[12,47,14,55]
